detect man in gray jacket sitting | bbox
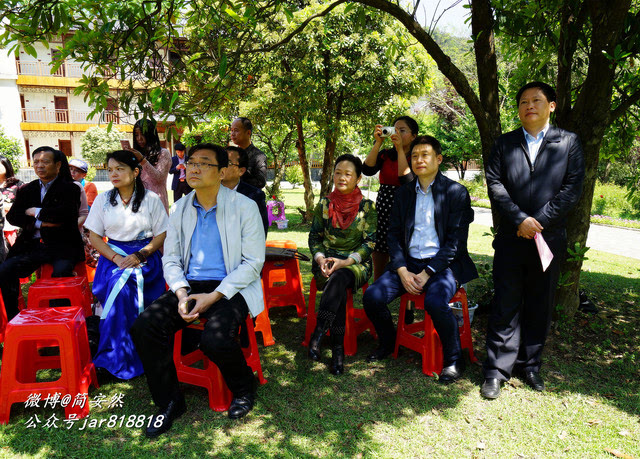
[132,143,266,438]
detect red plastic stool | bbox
[262,240,306,317]
[173,315,267,412]
[17,276,32,312]
[393,287,478,376]
[0,294,7,343]
[27,262,92,317]
[0,307,99,424]
[302,278,376,356]
[254,283,275,346]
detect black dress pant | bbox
[363,258,461,364]
[483,233,565,380]
[173,180,192,202]
[130,280,253,409]
[0,241,76,320]
[316,268,355,336]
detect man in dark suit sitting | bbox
[222,146,268,236]
[0,146,84,320]
[362,135,477,383]
[169,142,192,202]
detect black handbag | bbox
[265,246,310,261]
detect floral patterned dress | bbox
[308,197,377,290]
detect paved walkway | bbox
[472,207,640,260]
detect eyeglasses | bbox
[228,162,240,167]
[185,161,222,170]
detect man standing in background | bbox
[169,142,192,202]
[229,117,267,189]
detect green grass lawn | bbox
[0,189,638,458]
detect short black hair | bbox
[334,153,362,177]
[234,117,253,132]
[33,146,57,158]
[516,81,557,105]
[225,145,248,169]
[174,142,186,151]
[409,135,443,156]
[187,143,229,168]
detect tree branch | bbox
[610,86,640,121]
[247,0,348,53]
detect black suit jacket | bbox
[7,177,84,262]
[240,144,267,189]
[387,173,478,285]
[169,156,190,191]
[485,125,585,237]
[236,181,269,236]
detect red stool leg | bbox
[302,278,318,347]
[254,309,275,347]
[243,316,267,385]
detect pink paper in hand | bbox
[534,233,554,272]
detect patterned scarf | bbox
[328,186,363,230]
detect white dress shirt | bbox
[408,180,440,260]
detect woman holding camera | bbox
[308,154,377,375]
[85,150,168,379]
[362,116,418,280]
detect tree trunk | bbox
[295,116,314,222]
[320,130,338,196]
[554,0,631,318]
[267,155,287,199]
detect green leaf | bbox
[225,7,246,23]
[23,43,37,58]
[169,91,179,110]
[219,53,227,78]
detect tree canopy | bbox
[3,0,640,316]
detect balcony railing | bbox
[16,60,85,78]
[21,108,133,125]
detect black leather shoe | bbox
[228,394,255,419]
[307,328,324,362]
[481,378,501,399]
[329,345,344,375]
[524,371,545,391]
[438,360,465,384]
[366,345,393,362]
[145,397,187,438]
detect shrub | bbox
[0,127,24,171]
[285,164,304,189]
[81,126,126,166]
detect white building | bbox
[0,36,177,167]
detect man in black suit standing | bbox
[362,135,477,384]
[481,82,585,399]
[169,142,192,202]
[222,146,268,236]
[229,117,267,190]
[0,146,84,320]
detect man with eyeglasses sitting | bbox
[0,146,84,320]
[131,143,266,438]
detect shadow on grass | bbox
[1,238,638,455]
[0,277,477,457]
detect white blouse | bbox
[84,189,168,241]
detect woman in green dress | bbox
[308,154,377,375]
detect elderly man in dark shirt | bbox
[0,146,84,320]
[229,117,267,189]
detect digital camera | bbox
[380,126,395,137]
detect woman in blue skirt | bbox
[84,150,168,380]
